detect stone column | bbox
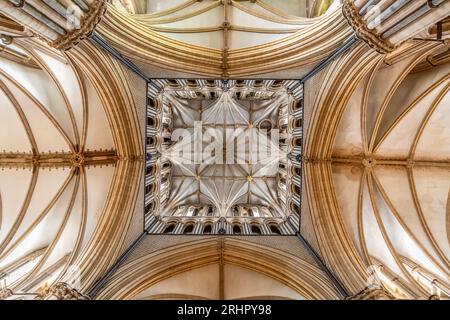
[0,0,106,50]
[343,0,450,53]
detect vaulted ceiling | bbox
[98,0,348,78]
[145,79,302,234]
[0,41,116,293]
[332,45,450,298]
[111,0,337,50]
[0,0,449,300]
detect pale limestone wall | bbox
[132,263,305,300]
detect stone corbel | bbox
[342,0,395,54]
[0,287,13,300]
[36,283,90,300]
[43,0,107,51]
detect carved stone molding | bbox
[47,0,107,51]
[0,288,13,300]
[0,150,117,169]
[362,158,376,168]
[347,286,396,300]
[70,152,86,168]
[36,283,90,300]
[342,0,395,54]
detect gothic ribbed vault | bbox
[144,79,303,235]
[0,41,116,293]
[0,0,449,301]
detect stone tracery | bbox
[144,79,303,235]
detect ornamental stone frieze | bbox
[0,0,106,51]
[36,283,90,300]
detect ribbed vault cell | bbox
[144,79,303,235]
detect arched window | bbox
[145,201,156,215]
[291,202,301,214]
[251,225,261,235]
[148,97,156,107]
[145,165,154,175]
[145,183,156,194]
[203,224,212,234]
[233,225,242,235]
[258,119,273,133]
[162,162,171,169]
[163,224,175,234]
[147,136,155,145]
[183,225,194,234]
[270,225,282,235]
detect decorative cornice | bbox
[36,283,90,300]
[49,0,107,51]
[347,286,396,300]
[342,0,395,54]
